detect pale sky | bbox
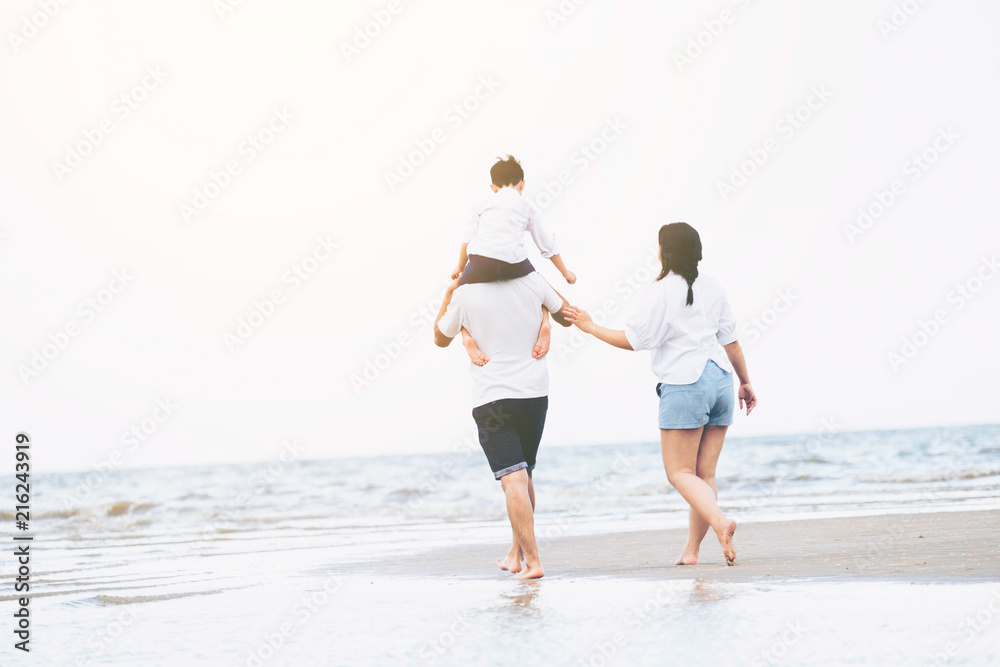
[2,1,999,473]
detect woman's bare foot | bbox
[464,336,490,366]
[674,547,699,566]
[532,323,551,359]
[715,519,737,566]
[514,562,544,579]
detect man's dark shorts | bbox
[472,397,548,480]
[458,255,535,286]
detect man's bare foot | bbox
[532,324,551,360]
[514,562,544,579]
[497,553,523,574]
[464,336,490,366]
[674,549,699,566]
[716,519,737,566]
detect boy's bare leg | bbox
[461,327,490,366]
[532,309,552,359]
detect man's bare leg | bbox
[675,426,728,565]
[527,471,535,510]
[499,469,544,579]
[661,428,737,566]
[461,327,490,366]
[498,471,535,574]
[533,310,551,359]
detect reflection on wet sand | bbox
[500,580,541,612]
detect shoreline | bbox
[338,509,1000,583]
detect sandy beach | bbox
[341,509,1000,582]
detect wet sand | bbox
[343,510,1000,582]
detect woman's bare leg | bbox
[661,427,737,565]
[675,426,728,565]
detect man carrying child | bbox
[434,156,573,579]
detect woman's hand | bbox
[738,382,757,415]
[561,306,592,333]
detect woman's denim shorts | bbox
[656,360,734,429]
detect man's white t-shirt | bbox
[461,187,559,264]
[624,272,738,385]
[437,273,564,407]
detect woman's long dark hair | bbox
[656,222,702,306]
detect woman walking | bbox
[564,222,756,565]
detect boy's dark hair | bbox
[490,155,524,187]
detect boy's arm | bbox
[524,208,565,274]
[451,243,469,280]
[548,254,576,284]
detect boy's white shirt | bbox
[461,187,559,264]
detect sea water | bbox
[2,424,998,665]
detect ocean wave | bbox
[859,469,1000,483]
[0,501,157,521]
[93,589,230,605]
[386,488,426,499]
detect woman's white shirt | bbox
[624,272,738,385]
